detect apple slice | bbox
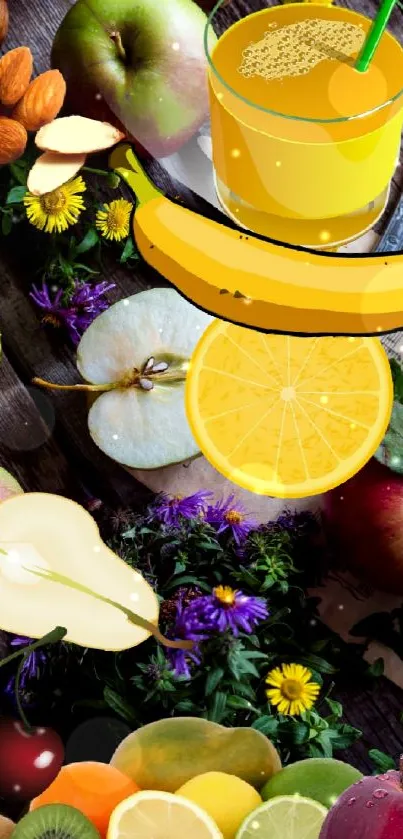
[27,151,87,196]
[0,467,23,501]
[35,116,125,154]
[33,289,213,469]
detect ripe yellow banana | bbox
[109,143,403,336]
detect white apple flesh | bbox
[75,288,212,469]
[51,0,217,158]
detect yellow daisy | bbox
[95,198,132,241]
[23,177,86,234]
[265,662,320,716]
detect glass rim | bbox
[203,0,403,125]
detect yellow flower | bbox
[95,198,132,241]
[24,177,86,234]
[265,663,320,716]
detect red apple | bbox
[319,768,403,839]
[51,0,217,159]
[322,458,403,594]
[0,718,64,800]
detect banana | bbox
[109,143,403,336]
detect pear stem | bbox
[108,144,162,208]
[28,568,193,651]
[32,377,117,393]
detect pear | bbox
[0,492,161,651]
[34,288,212,469]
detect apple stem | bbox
[110,30,127,62]
[32,377,118,393]
[108,143,162,207]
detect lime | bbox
[236,795,327,839]
[261,758,362,809]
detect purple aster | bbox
[152,490,213,526]
[166,596,205,679]
[30,279,115,345]
[205,494,258,545]
[184,586,269,637]
[5,636,46,696]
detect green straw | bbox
[355,0,398,72]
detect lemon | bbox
[236,795,328,839]
[176,771,261,839]
[185,325,393,498]
[107,790,223,839]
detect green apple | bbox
[261,758,363,810]
[51,0,217,158]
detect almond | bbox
[35,115,125,154]
[0,117,27,164]
[27,151,86,195]
[0,0,9,47]
[0,46,33,107]
[12,70,66,132]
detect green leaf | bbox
[325,698,343,718]
[1,213,12,235]
[390,359,403,405]
[103,686,137,725]
[367,657,384,677]
[6,186,26,204]
[252,716,279,736]
[207,691,227,723]
[75,228,99,254]
[205,667,225,696]
[368,749,396,773]
[120,237,136,263]
[226,695,255,711]
[297,654,337,675]
[291,721,311,744]
[9,161,28,185]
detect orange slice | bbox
[185,324,393,498]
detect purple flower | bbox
[30,279,115,345]
[152,490,213,526]
[5,636,45,696]
[205,494,258,545]
[166,597,204,679]
[184,586,269,637]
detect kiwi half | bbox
[11,804,100,839]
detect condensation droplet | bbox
[373,789,388,799]
[347,797,356,806]
[366,800,375,808]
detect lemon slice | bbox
[107,790,224,839]
[236,795,327,839]
[185,324,393,498]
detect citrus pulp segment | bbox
[107,790,224,839]
[185,325,393,497]
[235,795,328,839]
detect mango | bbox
[110,717,281,792]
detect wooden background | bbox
[1,0,403,773]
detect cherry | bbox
[0,718,64,801]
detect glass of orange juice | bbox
[204,0,403,248]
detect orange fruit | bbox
[30,761,140,836]
[185,325,393,498]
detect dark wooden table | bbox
[1,0,403,775]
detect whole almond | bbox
[12,70,66,131]
[0,117,27,164]
[0,0,9,46]
[0,46,33,106]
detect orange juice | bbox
[207,3,403,241]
